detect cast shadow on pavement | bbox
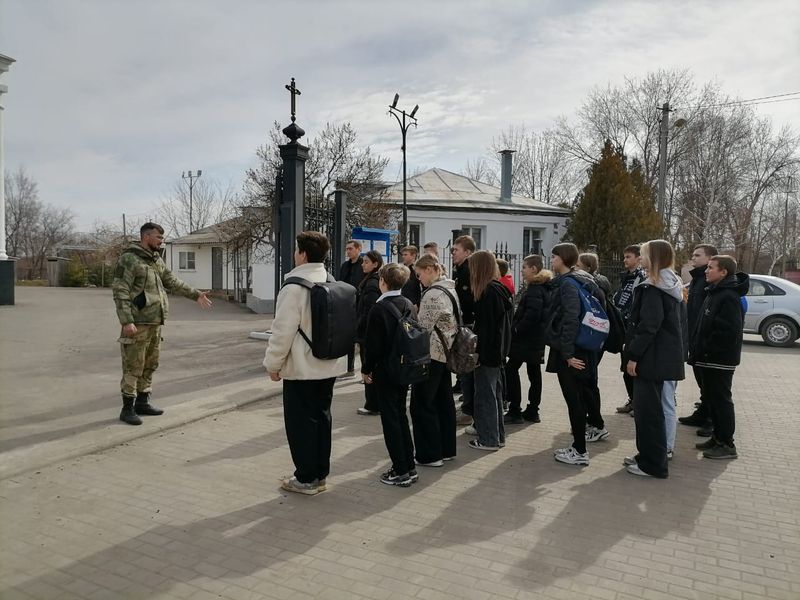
[507,457,730,590]
[6,427,483,599]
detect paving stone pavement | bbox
[1,338,799,600]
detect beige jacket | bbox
[418,278,460,364]
[263,262,346,380]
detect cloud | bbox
[2,0,798,229]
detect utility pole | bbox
[783,176,793,277]
[657,102,670,221]
[388,93,419,248]
[182,170,202,234]
[122,213,127,241]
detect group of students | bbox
[264,231,749,496]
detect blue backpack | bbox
[563,277,610,352]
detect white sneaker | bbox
[554,447,589,466]
[553,446,573,456]
[626,464,652,477]
[464,425,478,436]
[622,456,637,466]
[586,427,609,443]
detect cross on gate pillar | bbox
[278,77,308,282]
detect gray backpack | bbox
[427,285,478,375]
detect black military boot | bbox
[120,395,142,425]
[135,392,164,416]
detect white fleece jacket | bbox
[263,262,346,380]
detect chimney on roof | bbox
[499,150,515,202]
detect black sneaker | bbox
[408,469,419,483]
[703,443,737,460]
[380,469,412,487]
[616,400,633,414]
[697,426,714,437]
[503,412,524,425]
[678,412,711,427]
[521,411,541,423]
[695,437,718,450]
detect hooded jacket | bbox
[689,272,749,369]
[509,270,553,361]
[545,269,605,361]
[417,278,460,364]
[624,268,686,381]
[112,242,200,326]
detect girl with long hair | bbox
[467,250,514,451]
[411,254,459,466]
[356,250,383,415]
[623,239,685,477]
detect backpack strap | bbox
[382,298,407,321]
[428,284,463,326]
[281,276,315,348]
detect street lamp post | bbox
[783,176,794,277]
[656,102,686,225]
[388,93,419,248]
[181,170,202,234]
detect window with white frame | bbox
[179,251,196,270]
[523,228,543,256]
[461,226,483,249]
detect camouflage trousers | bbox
[119,325,162,397]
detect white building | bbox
[165,220,247,299]
[385,166,569,257]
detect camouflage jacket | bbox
[112,243,200,325]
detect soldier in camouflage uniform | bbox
[112,222,212,425]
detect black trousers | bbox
[347,346,356,373]
[505,355,542,416]
[632,378,669,478]
[699,367,736,445]
[556,367,595,454]
[586,352,605,429]
[623,371,634,402]
[376,381,414,475]
[283,378,335,484]
[411,360,457,463]
[360,346,380,412]
[692,366,710,419]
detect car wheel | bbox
[761,317,799,347]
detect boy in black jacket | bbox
[678,243,718,431]
[689,255,749,460]
[362,263,419,487]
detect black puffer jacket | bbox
[623,271,686,381]
[338,257,365,288]
[545,269,605,361]
[474,280,514,367]
[686,265,708,340]
[508,270,553,361]
[689,273,749,368]
[355,271,380,342]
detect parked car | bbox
[744,275,800,347]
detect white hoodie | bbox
[263,262,346,380]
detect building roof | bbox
[383,168,569,216]
[166,217,242,246]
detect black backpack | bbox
[382,300,431,386]
[282,274,357,360]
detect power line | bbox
[690,91,800,110]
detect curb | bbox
[1,377,364,481]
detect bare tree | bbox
[4,166,40,258]
[238,121,392,261]
[463,125,581,205]
[157,177,237,238]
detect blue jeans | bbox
[661,380,677,452]
[473,365,505,447]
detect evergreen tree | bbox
[567,140,663,254]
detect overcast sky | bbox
[2,0,799,230]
